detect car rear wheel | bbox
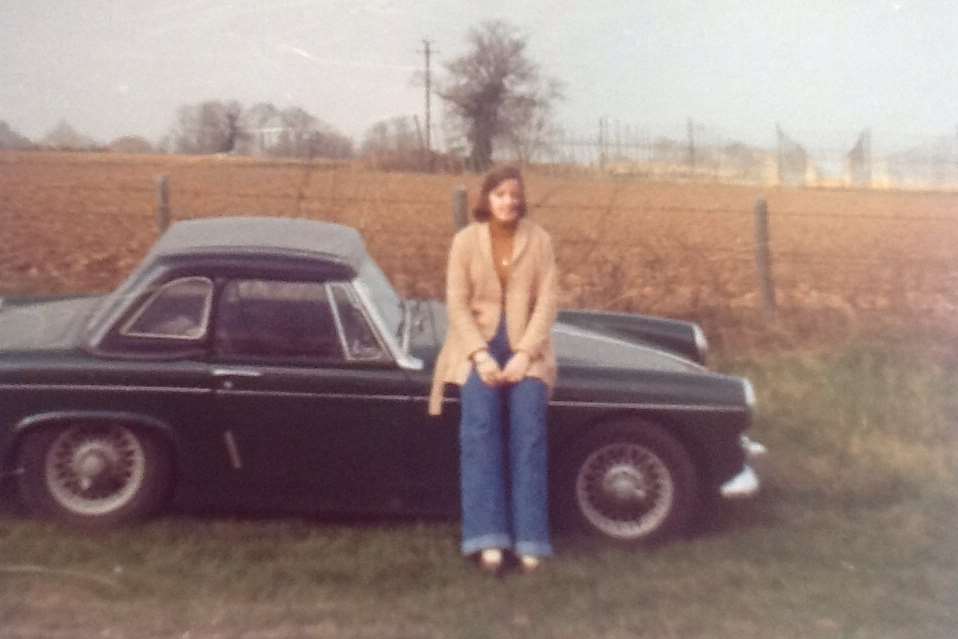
[560,420,698,543]
[17,422,171,527]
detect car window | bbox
[329,284,388,361]
[356,258,402,339]
[120,276,212,340]
[215,279,344,361]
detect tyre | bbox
[559,420,698,543]
[17,422,172,528]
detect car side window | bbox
[120,276,213,340]
[215,279,344,361]
[329,284,388,361]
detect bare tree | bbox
[166,101,352,158]
[438,20,561,170]
[270,107,352,159]
[108,135,154,154]
[41,120,99,151]
[360,116,420,155]
[0,121,33,150]
[169,100,245,154]
[501,88,561,164]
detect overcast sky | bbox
[2,0,955,153]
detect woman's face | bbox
[487,178,524,224]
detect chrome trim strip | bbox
[218,390,410,401]
[692,324,708,361]
[553,324,706,371]
[0,384,210,394]
[119,276,214,341]
[211,367,262,378]
[326,283,353,360]
[341,280,393,362]
[550,400,745,411]
[422,396,745,412]
[223,430,243,470]
[351,277,423,371]
[741,379,756,412]
[400,301,412,354]
[332,283,391,363]
[720,465,760,498]
[88,273,166,346]
[0,383,749,412]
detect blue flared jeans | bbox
[459,315,552,557]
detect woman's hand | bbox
[501,351,531,384]
[473,351,503,386]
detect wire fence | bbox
[2,153,957,340]
[5,188,958,260]
[529,121,958,192]
[27,182,958,222]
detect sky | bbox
[2,0,956,154]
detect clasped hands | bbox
[473,349,530,386]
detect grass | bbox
[1,338,957,638]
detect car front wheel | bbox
[560,420,698,543]
[17,422,172,528]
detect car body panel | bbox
[557,309,707,364]
[0,216,759,526]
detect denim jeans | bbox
[459,314,552,557]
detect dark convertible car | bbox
[0,217,763,542]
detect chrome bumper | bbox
[720,436,767,499]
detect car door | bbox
[209,277,418,513]
[400,368,463,516]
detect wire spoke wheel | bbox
[576,442,674,540]
[45,424,147,516]
[563,421,697,543]
[18,421,171,527]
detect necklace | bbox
[500,256,510,267]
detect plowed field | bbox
[2,151,956,345]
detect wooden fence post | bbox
[453,186,468,230]
[754,196,777,318]
[155,175,171,232]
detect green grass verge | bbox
[1,340,956,638]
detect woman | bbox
[428,165,559,574]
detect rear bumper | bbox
[720,436,766,499]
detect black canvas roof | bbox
[149,216,367,271]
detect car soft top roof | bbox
[149,216,368,272]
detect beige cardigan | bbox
[428,218,558,415]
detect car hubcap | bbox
[576,442,674,540]
[602,464,648,502]
[74,442,118,490]
[45,425,147,516]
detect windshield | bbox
[356,257,402,340]
[83,259,162,341]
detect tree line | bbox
[1,20,560,172]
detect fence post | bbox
[453,186,468,230]
[754,196,777,318]
[155,175,171,232]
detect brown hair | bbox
[472,165,527,221]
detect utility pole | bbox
[419,39,437,168]
[687,118,696,174]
